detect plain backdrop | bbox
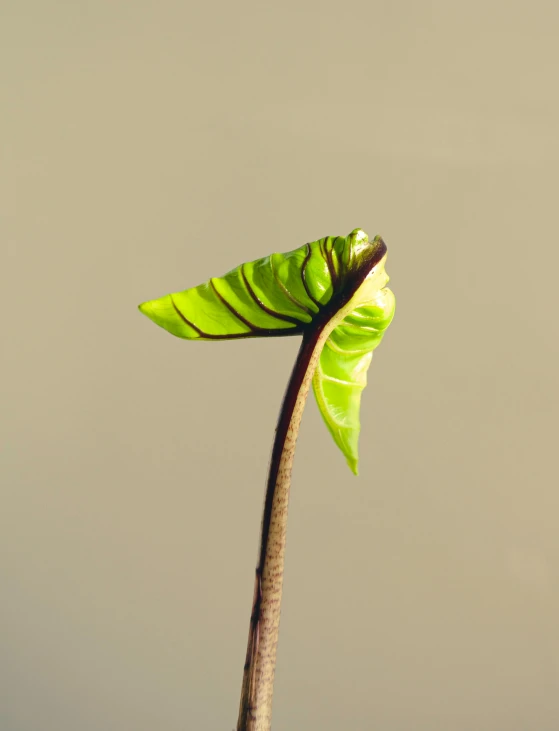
[2,2,559,730]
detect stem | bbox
[235,240,388,730]
[236,324,331,731]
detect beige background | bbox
[2,1,559,729]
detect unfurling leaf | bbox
[139,229,395,473]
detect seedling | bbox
[139,228,395,731]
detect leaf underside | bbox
[312,290,395,474]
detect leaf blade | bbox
[312,286,395,474]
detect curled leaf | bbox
[139,229,395,473]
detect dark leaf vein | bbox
[269,255,314,317]
[210,279,261,332]
[240,265,303,326]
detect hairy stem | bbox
[236,324,332,731]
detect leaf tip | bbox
[138,298,162,326]
[348,457,359,476]
[138,298,168,330]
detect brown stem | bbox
[236,324,330,731]
[235,239,388,730]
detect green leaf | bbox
[312,288,396,474]
[139,229,395,473]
